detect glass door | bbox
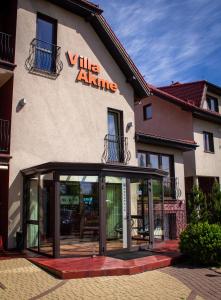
[36,14,57,72]
[26,176,39,251]
[130,178,149,249]
[152,179,164,243]
[105,176,128,252]
[59,175,99,256]
[39,173,54,255]
[107,110,121,162]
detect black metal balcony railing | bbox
[0,119,10,152]
[0,32,13,62]
[163,177,181,199]
[102,134,131,164]
[25,38,63,77]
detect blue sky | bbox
[96,0,221,87]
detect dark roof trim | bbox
[91,15,151,98]
[47,0,103,17]
[21,162,167,177]
[193,109,221,124]
[136,133,198,152]
[206,80,221,95]
[47,0,150,98]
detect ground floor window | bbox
[138,151,176,199]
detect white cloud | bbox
[99,0,221,86]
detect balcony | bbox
[102,134,131,164]
[163,177,181,199]
[0,119,10,153]
[25,38,63,78]
[0,32,15,87]
[0,32,14,63]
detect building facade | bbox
[134,90,197,239]
[0,0,168,257]
[159,81,221,196]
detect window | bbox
[138,152,173,175]
[35,13,57,73]
[203,132,214,153]
[207,96,219,113]
[137,152,146,167]
[107,109,123,162]
[138,152,176,199]
[143,104,152,120]
[149,154,159,169]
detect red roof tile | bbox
[158,81,206,107]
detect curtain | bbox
[106,183,122,239]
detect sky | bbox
[95,0,221,87]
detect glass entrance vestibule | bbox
[22,163,166,257]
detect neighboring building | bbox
[0,0,170,257]
[159,81,221,197]
[135,85,197,239]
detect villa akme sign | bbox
[67,51,118,93]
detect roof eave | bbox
[136,133,198,152]
[47,0,103,17]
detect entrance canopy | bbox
[21,162,167,178]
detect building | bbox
[134,84,197,239]
[159,81,221,196]
[0,0,171,257]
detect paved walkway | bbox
[162,264,221,300]
[0,258,218,300]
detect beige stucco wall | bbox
[8,0,136,247]
[192,118,221,180]
[136,143,186,201]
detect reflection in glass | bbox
[27,224,38,249]
[152,179,164,241]
[27,177,39,250]
[149,154,159,169]
[59,176,99,256]
[130,179,149,247]
[106,177,127,251]
[138,153,146,167]
[39,173,54,255]
[28,179,38,221]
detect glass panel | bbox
[161,156,170,176]
[108,111,120,162]
[149,154,159,169]
[28,178,38,221]
[26,176,39,251]
[152,179,164,242]
[144,105,152,119]
[106,176,127,251]
[138,152,146,167]
[39,173,54,255]
[36,16,55,72]
[130,179,149,248]
[59,176,99,256]
[27,224,38,250]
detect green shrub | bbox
[180,222,221,265]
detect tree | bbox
[187,185,208,224]
[208,181,221,224]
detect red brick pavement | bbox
[161,264,221,300]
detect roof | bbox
[47,0,151,98]
[158,81,205,107]
[21,162,167,177]
[136,132,198,152]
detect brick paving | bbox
[161,264,221,300]
[0,258,196,300]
